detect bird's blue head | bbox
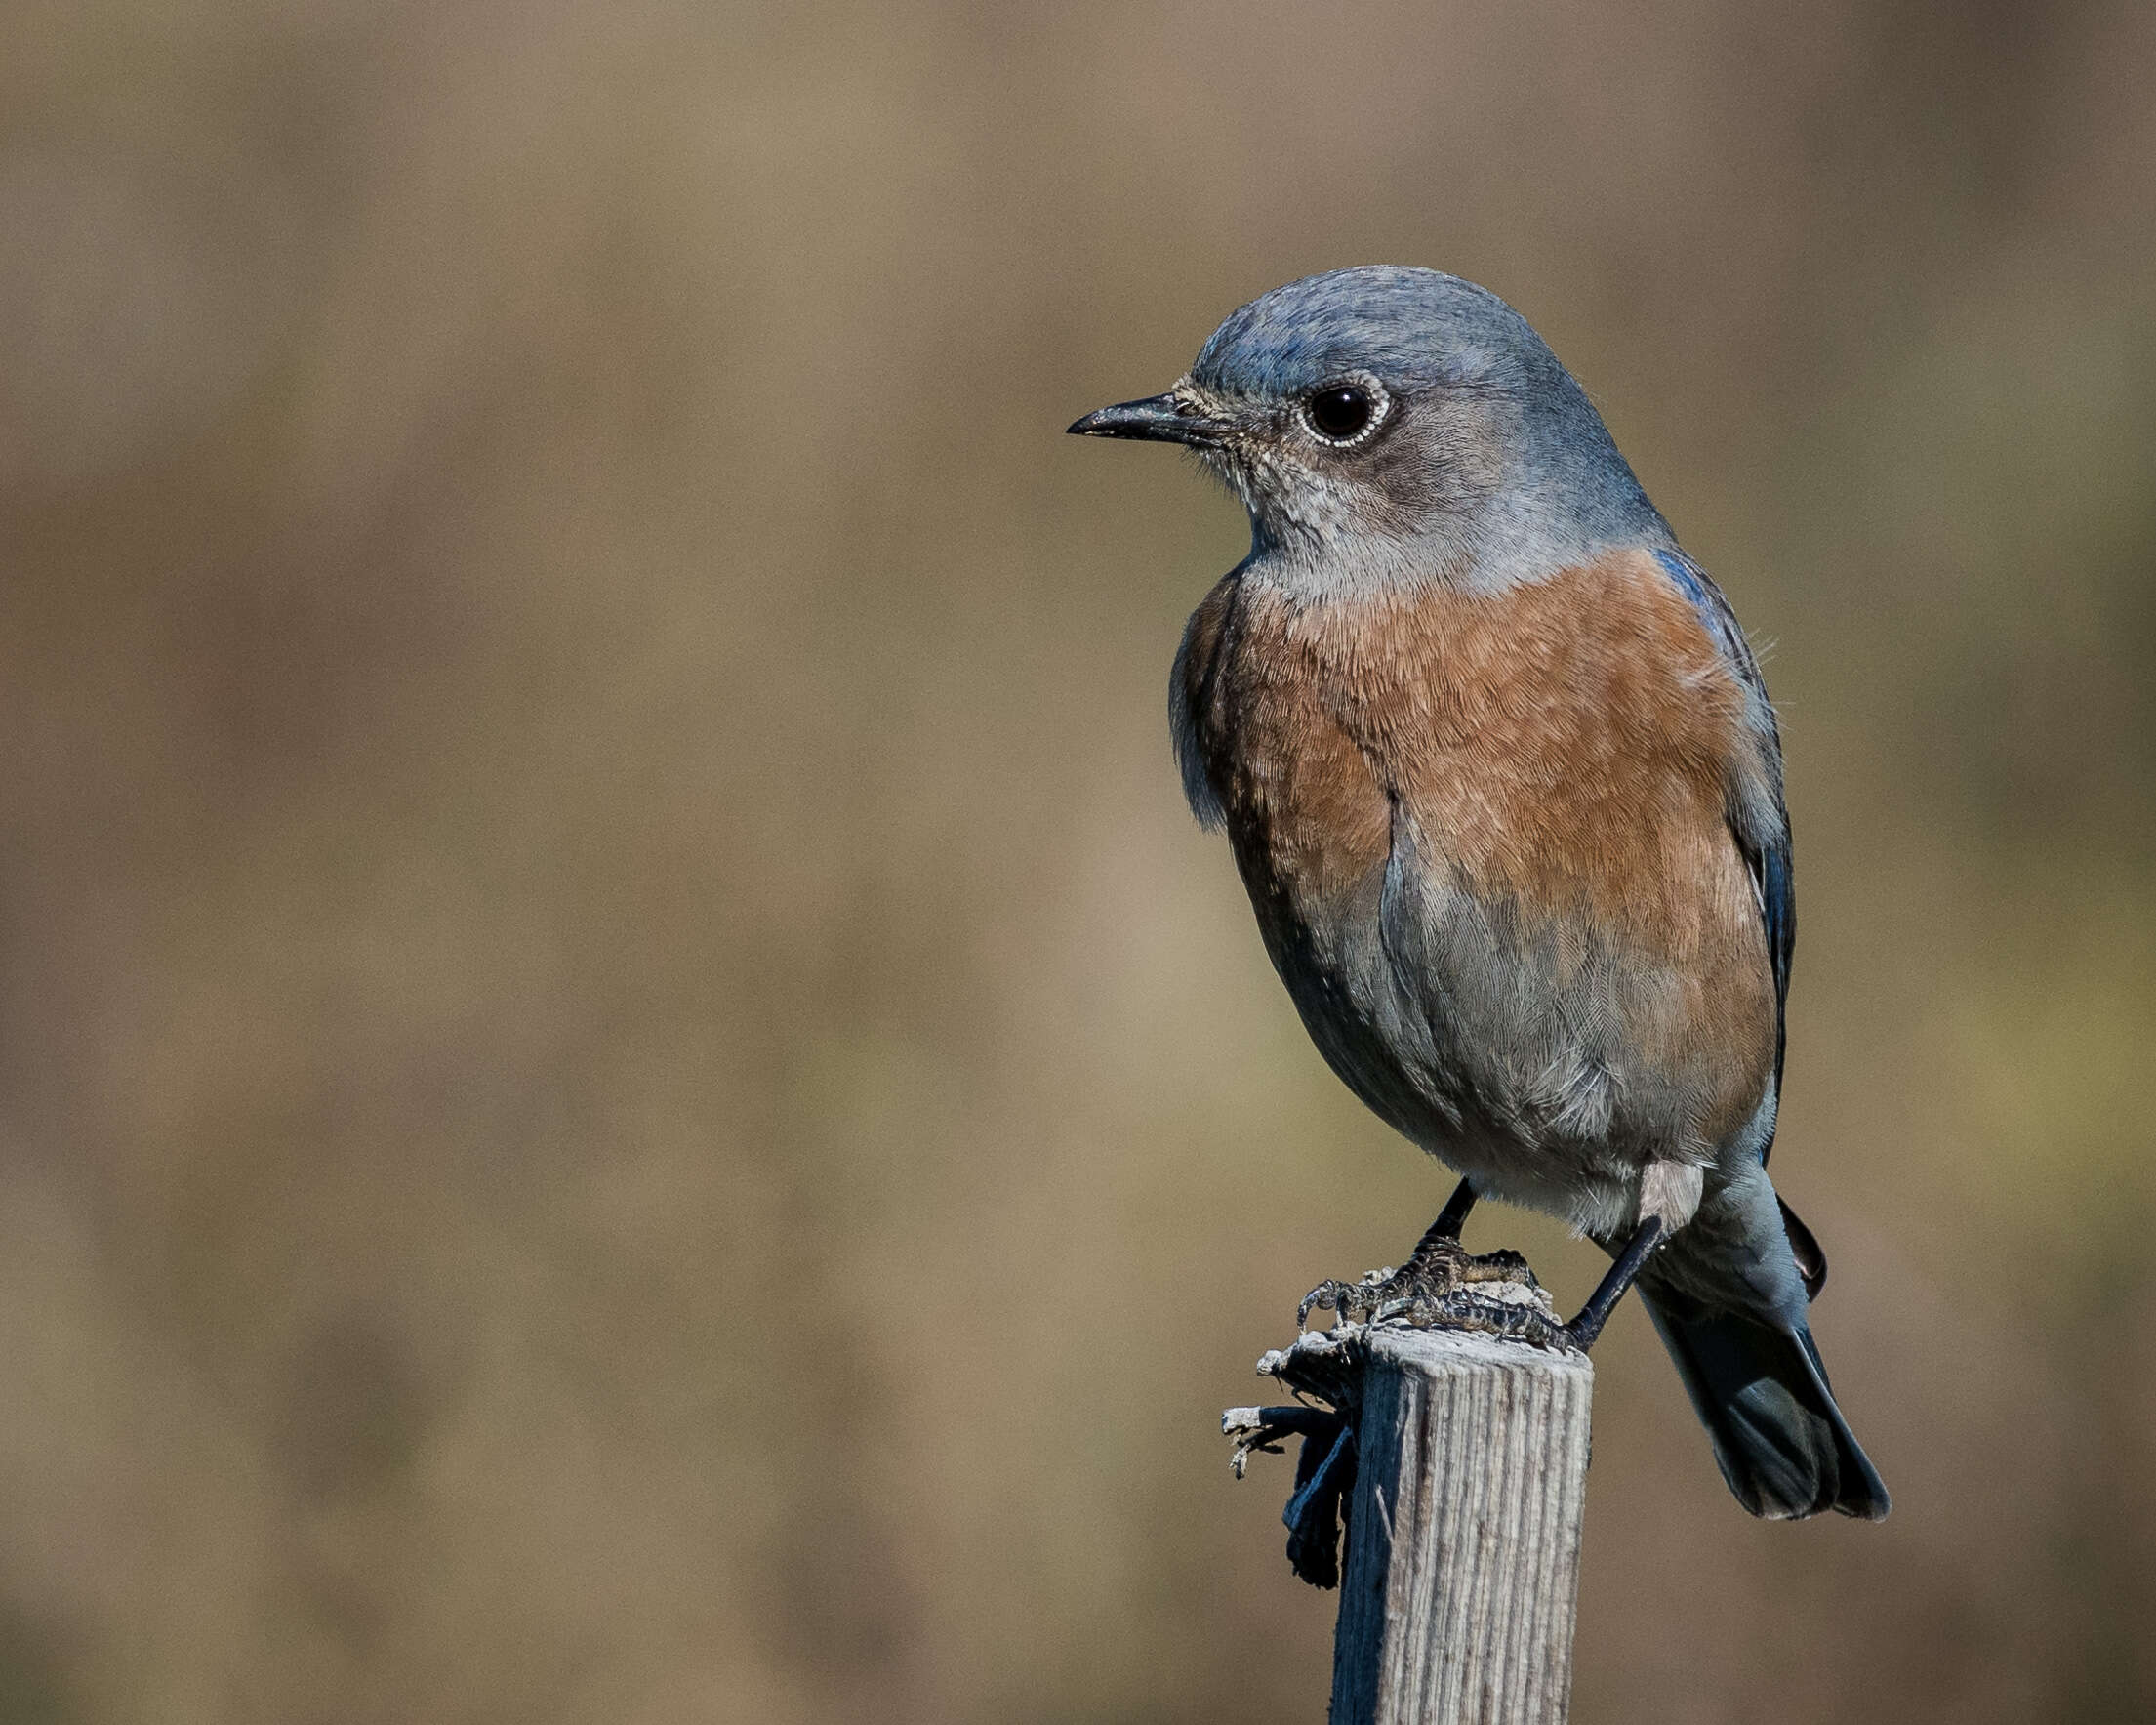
[1071,267,1671,590]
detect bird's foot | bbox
[1298,1235,1569,1348]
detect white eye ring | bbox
[1300,372,1391,446]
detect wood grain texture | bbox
[1329,1328,1594,1725]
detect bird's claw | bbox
[1298,1237,1569,1348]
[1297,1273,1391,1329]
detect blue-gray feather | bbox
[1651,546,1797,1136]
[1645,1300,1889,1519]
[1193,267,1674,554]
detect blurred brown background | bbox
[1,1,2152,1720]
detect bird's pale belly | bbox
[1232,799,1774,1240]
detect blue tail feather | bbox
[1642,1294,1890,1521]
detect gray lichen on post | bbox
[1225,1295,1595,1725]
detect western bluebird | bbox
[1070,267,1887,1521]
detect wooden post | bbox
[1330,1327,1593,1725]
[1227,1314,1594,1725]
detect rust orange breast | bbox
[1179,575,1391,920]
[1186,547,1770,985]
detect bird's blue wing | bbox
[1651,549,1794,1129]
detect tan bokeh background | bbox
[3,2,2154,1719]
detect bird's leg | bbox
[1298,1178,1541,1329]
[1417,1175,1480,1248]
[1394,1175,1533,1289]
[1552,1215,1664,1352]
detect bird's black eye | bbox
[1306,384,1374,441]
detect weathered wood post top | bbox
[1226,1296,1594,1725]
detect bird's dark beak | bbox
[1066,392,1229,447]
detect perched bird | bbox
[1070,267,1888,1521]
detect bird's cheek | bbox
[1289,470,1378,536]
